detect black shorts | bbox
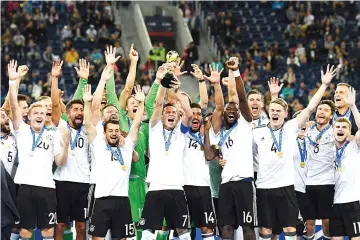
[87,184,96,220]
[304,185,334,220]
[137,190,190,230]
[257,185,299,229]
[183,185,216,228]
[89,196,135,238]
[55,181,89,223]
[218,180,255,227]
[295,191,307,236]
[16,185,57,229]
[213,198,219,220]
[330,201,360,238]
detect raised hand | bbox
[169,75,181,90]
[134,85,145,103]
[222,77,229,87]
[267,77,284,96]
[156,64,167,81]
[204,63,224,83]
[51,60,63,78]
[225,57,239,71]
[100,65,113,82]
[104,45,121,65]
[321,64,337,86]
[59,126,71,144]
[190,64,203,80]
[18,65,29,77]
[8,60,20,81]
[83,84,93,102]
[129,44,139,62]
[173,60,187,77]
[344,87,356,107]
[74,58,90,79]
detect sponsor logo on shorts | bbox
[89,225,95,232]
[139,218,146,225]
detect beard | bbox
[1,125,10,135]
[71,118,83,130]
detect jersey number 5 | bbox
[7,152,13,162]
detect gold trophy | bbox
[161,50,181,88]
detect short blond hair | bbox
[270,98,288,111]
[334,117,352,130]
[37,96,51,101]
[28,103,45,115]
[336,83,352,89]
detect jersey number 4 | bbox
[271,142,277,153]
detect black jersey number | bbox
[7,152,13,162]
[271,142,277,153]
[188,139,198,149]
[37,140,49,150]
[313,144,319,153]
[76,137,84,148]
[225,136,234,149]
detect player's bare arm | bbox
[205,64,224,134]
[223,76,239,104]
[176,89,193,127]
[345,88,360,146]
[119,44,138,110]
[297,64,337,128]
[129,85,145,144]
[150,83,166,128]
[226,57,252,123]
[204,116,218,161]
[91,64,113,125]
[8,60,23,130]
[50,59,64,126]
[83,84,97,143]
[132,150,139,163]
[190,64,208,109]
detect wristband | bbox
[9,80,16,85]
[198,79,205,83]
[232,69,240,78]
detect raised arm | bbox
[104,46,122,111]
[50,60,64,126]
[73,58,90,100]
[119,44,139,110]
[83,84,97,143]
[268,77,283,101]
[144,69,161,118]
[150,84,166,128]
[204,64,224,134]
[223,76,239,104]
[204,117,218,161]
[91,65,113,125]
[345,88,360,146]
[175,82,192,127]
[226,58,252,122]
[55,128,70,167]
[297,64,337,128]
[190,64,208,109]
[7,60,23,130]
[129,86,145,144]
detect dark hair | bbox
[102,104,118,113]
[17,94,30,104]
[190,103,201,109]
[246,89,264,101]
[66,99,84,112]
[162,103,176,113]
[318,100,336,115]
[103,119,120,132]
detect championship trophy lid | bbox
[161,51,181,88]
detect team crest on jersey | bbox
[46,135,54,143]
[139,218,146,225]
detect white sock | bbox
[105,230,111,240]
[284,233,296,240]
[10,233,19,240]
[201,232,215,240]
[178,232,191,240]
[142,230,155,240]
[42,237,54,240]
[235,226,244,240]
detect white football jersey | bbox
[146,121,188,189]
[209,117,254,184]
[14,122,62,188]
[252,117,270,172]
[253,118,298,189]
[91,135,134,198]
[293,137,309,193]
[334,140,360,204]
[305,125,335,186]
[89,121,105,184]
[183,132,210,186]
[54,119,91,183]
[0,134,18,178]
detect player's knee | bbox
[20,229,33,239]
[260,227,272,236]
[221,225,234,239]
[305,220,315,235]
[75,222,86,234]
[200,227,213,234]
[56,223,66,232]
[243,226,255,240]
[41,228,54,238]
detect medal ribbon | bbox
[163,128,174,152]
[307,124,331,146]
[335,140,349,169]
[296,138,307,163]
[269,127,283,154]
[257,117,261,127]
[189,131,203,146]
[219,122,238,147]
[106,143,125,166]
[67,124,82,150]
[30,126,45,152]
